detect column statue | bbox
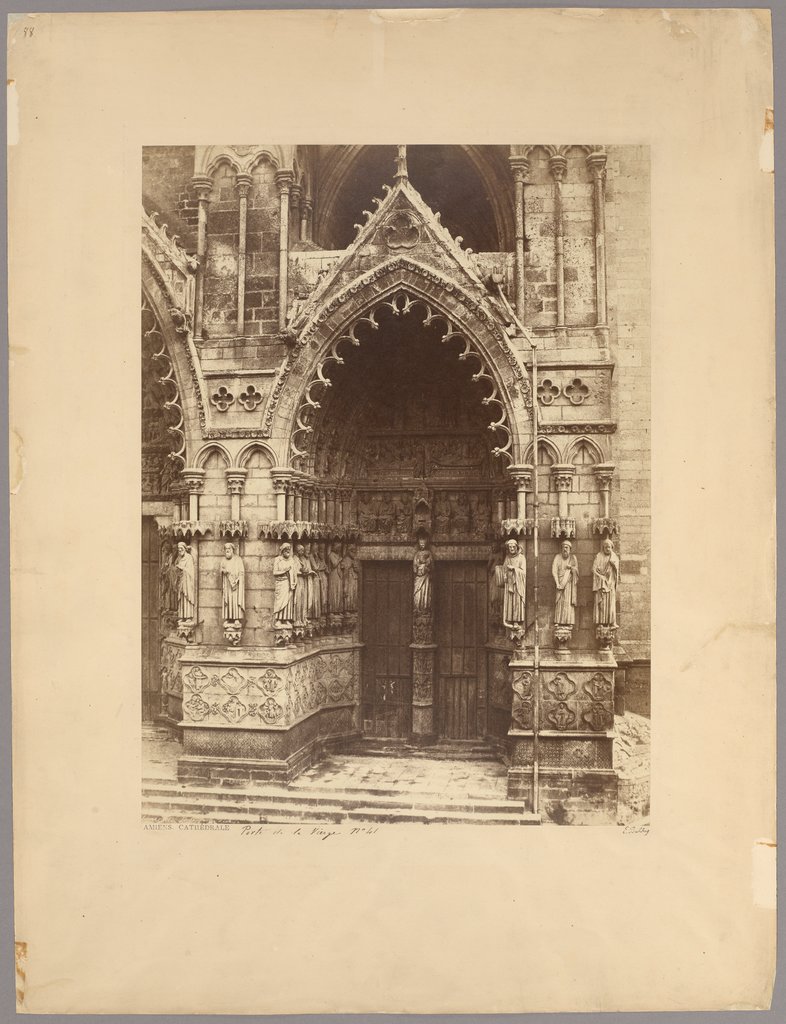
[500,538,527,638]
[552,540,579,625]
[312,541,329,633]
[272,541,298,645]
[221,542,245,645]
[592,537,620,628]
[412,536,434,613]
[175,541,196,640]
[340,544,359,628]
[293,542,313,640]
[327,541,343,632]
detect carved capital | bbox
[550,517,576,539]
[275,169,295,195]
[593,462,615,490]
[508,156,530,183]
[270,469,293,494]
[225,468,248,495]
[508,463,534,490]
[586,151,607,180]
[235,173,253,198]
[551,464,575,492]
[549,155,567,182]
[181,468,206,495]
[191,174,213,201]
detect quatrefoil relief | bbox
[537,378,561,405]
[238,385,263,411]
[564,377,590,405]
[210,386,235,412]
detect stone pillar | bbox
[290,182,302,242]
[549,154,567,337]
[293,483,303,522]
[301,196,311,243]
[284,480,295,521]
[509,464,534,522]
[270,469,290,521]
[587,151,608,336]
[509,156,529,321]
[411,540,436,739]
[552,464,575,520]
[225,468,247,521]
[181,468,205,521]
[276,170,294,333]
[191,175,213,338]
[593,462,615,518]
[317,487,325,523]
[235,173,252,337]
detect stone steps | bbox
[142,779,540,826]
[344,739,503,762]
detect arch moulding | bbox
[265,258,532,471]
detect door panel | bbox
[436,562,488,739]
[361,562,412,737]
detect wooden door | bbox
[435,562,488,739]
[361,561,412,737]
[141,516,161,721]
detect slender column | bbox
[587,152,608,332]
[509,464,534,521]
[326,488,337,526]
[290,183,302,242]
[549,155,567,335]
[276,170,294,333]
[509,156,529,322]
[551,464,575,520]
[293,483,303,522]
[301,197,311,243]
[235,173,252,337]
[317,488,325,523]
[594,462,615,519]
[181,469,205,522]
[270,470,290,521]
[285,482,295,521]
[191,175,213,339]
[225,469,247,521]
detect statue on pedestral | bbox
[552,540,579,626]
[221,542,245,645]
[273,541,298,644]
[412,536,434,613]
[312,541,329,632]
[326,541,343,631]
[175,541,196,625]
[500,538,527,629]
[340,544,359,616]
[293,542,313,638]
[592,537,620,628]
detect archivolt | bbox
[142,293,186,469]
[290,290,515,469]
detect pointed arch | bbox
[192,442,232,470]
[236,441,278,470]
[265,258,531,469]
[523,436,561,466]
[563,435,606,465]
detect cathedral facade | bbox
[142,144,650,823]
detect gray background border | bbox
[1,0,781,1019]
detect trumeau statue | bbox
[175,542,196,624]
[500,538,527,628]
[552,540,579,626]
[412,536,434,613]
[273,541,298,644]
[592,537,620,627]
[221,542,245,644]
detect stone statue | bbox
[293,542,313,638]
[592,538,620,627]
[412,536,434,613]
[272,541,298,644]
[500,538,527,628]
[305,540,323,632]
[327,541,343,631]
[313,541,329,632]
[221,542,245,645]
[552,540,579,626]
[340,544,359,616]
[175,541,196,624]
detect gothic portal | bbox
[142,144,651,823]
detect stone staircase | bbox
[142,778,540,825]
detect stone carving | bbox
[383,209,420,250]
[547,673,577,702]
[293,542,314,640]
[210,386,235,412]
[552,539,578,651]
[499,538,527,636]
[175,541,196,640]
[412,537,434,613]
[273,542,298,645]
[313,541,329,633]
[221,542,245,645]
[547,702,576,731]
[582,702,613,732]
[238,385,263,411]
[511,670,533,730]
[327,541,343,631]
[592,537,620,641]
[340,544,359,629]
[412,648,434,703]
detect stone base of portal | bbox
[505,651,619,824]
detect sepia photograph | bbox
[142,142,650,826]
